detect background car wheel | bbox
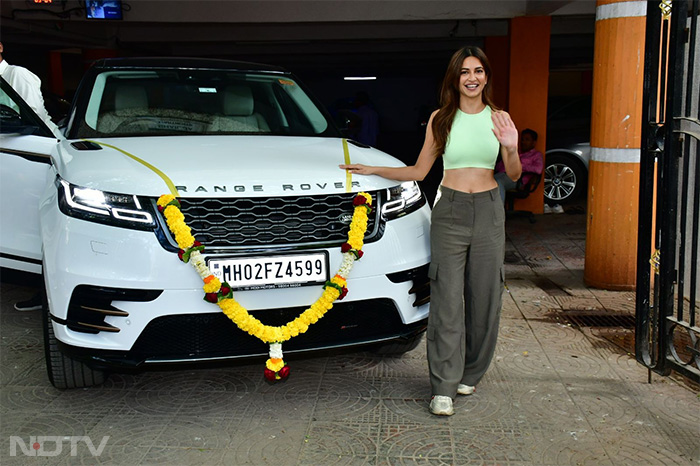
[372,334,423,355]
[42,290,107,389]
[543,153,587,204]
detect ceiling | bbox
[1,0,596,79]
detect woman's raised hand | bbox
[491,111,519,151]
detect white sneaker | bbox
[543,204,552,214]
[552,204,564,214]
[429,395,454,416]
[457,384,475,395]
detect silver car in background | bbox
[544,142,590,205]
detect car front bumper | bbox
[41,199,432,363]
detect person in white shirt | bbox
[0,42,59,135]
[1,42,58,312]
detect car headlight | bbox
[381,181,426,220]
[56,177,156,230]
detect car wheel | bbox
[42,289,107,389]
[543,153,587,204]
[372,334,423,355]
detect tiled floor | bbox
[1,209,698,465]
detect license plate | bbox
[207,252,329,291]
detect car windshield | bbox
[73,69,332,138]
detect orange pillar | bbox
[584,0,646,290]
[507,16,551,214]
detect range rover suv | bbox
[0,58,431,388]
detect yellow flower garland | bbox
[157,192,372,380]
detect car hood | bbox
[55,136,405,197]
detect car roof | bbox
[91,57,290,75]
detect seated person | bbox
[494,128,544,202]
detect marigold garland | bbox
[157,192,372,381]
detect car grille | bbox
[174,192,382,248]
[129,299,423,361]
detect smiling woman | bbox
[339,46,520,416]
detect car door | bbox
[0,77,59,274]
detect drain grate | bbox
[559,313,636,328]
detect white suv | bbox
[0,58,431,388]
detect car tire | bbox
[543,153,587,204]
[42,289,107,389]
[372,334,423,355]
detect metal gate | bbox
[637,0,700,383]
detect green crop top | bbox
[442,106,500,170]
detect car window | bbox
[0,79,55,137]
[72,70,331,138]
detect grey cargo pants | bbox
[427,186,505,398]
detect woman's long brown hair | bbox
[431,46,497,157]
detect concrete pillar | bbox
[507,16,551,214]
[584,0,646,290]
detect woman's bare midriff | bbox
[441,167,499,193]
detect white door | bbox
[0,78,59,273]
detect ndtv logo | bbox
[9,436,110,457]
